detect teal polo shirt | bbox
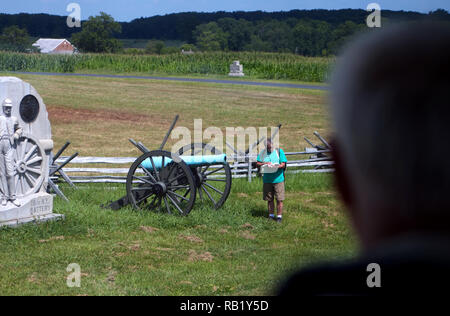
[257,148,288,184]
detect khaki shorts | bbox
[263,182,285,202]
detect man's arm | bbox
[278,149,287,169]
[256,151,270,168]
[13,117,22,140]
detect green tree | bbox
[0,25,30,51]
[252,20,294,53]
[243,35,271,52]
[293,20,331,56]
[193,22,228,51]
[71,12,122,53]
[327,21,365,55]
[180,43,197,52]
[217,18,253,51]
[146,40,165,54]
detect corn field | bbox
[0,51,333,82]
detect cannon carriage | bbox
[106,116,232,215]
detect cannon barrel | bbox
[140,154,227,170]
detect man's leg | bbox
[0,144,8,206]
[277,200,283,216]
[6,146,20,206]
[268,200,275,217]
[263,182,275,219]
[274,182,285,222]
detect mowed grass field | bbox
[0,73,357,295]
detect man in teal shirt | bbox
[256,138,288,222]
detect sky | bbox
[1,0,449,22]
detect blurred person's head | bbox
[331,22,450,250]
[266,138,273,152]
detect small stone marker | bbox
[0,77,64,228]
[229,60,244,77]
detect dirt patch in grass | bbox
[38,236,64,243]
[179,235,204,243]
[155,247,173,252]
[128,243,141,251]
[140,226,159,233]
[188,250,214,262]
[48,106,152,124]
[241,223,254,230]
[241,231,256,240]
[27,273,38,283]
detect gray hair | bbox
[331,22,450,221]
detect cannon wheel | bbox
[178,143,232,210]
[13,134,47,198]
[126,150,197,216]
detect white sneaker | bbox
[1,199,7,207]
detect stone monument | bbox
[0,76,63,227]
[228,60,245,77]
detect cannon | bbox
[104,115,232,215]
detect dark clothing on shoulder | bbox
[278,233,450,296]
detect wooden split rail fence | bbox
[53,148,334,184]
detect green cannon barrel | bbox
[140,154,227,170]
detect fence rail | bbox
[54,148,334,184]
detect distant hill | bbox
[120,9,430,41]
[1,9,447,42]
[0,13,78,39]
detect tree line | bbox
[0,9,449,56]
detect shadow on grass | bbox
[250,206,268,218]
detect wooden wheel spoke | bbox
[131,186,154,191]
[204,166,224,176]
[167,194,185,214]
[167,190,189,202]
[198,184,204,201]
[163,196,171,214]
[202,165,210,174]
[135,192,154,205]
[132,174,155,185]
[158,196,163,213]
[202,185,217,206]
[166,163,177,180]
[144,195,158,210]
[168,172,187,185]
[149,156,161,181]
[205,178,226,182]
[168,185,190,190]
[141,166,158,184]
[203,182,223,195]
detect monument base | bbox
[228,73,245,77]
[0,192,64,228]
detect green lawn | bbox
[0,173,356,296]
[0,73,356,295]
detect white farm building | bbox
[32,38,76,54]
